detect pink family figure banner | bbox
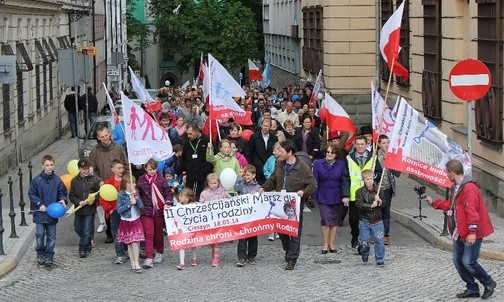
[208,53,246,120]
[164,192,300,251]
[371,82,398,140]
[384,99,471,188]
[121,92,173,164]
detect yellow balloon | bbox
[100,184,118,201]
[67,160,79,176]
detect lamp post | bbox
[70,11,83,154]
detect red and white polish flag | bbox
[319,94,357,149]
[379,1,409,79]
[248,59,263,82]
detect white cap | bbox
[164,80,170,87]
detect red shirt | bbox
[99,176,121,219]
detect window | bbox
[35,40,49,65]
[48,38,58,57]
[16,43,34,71]
[42,38,56,62]
[17,70,23,122]
[43,64,48,106]
[1,44,13,131]
[380,0,393,81]
[421,0,442,119]
[35,65,41,111]
[302,5,323,73]
[475,0,503,144]
[396,0,410,87]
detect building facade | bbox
[265,0,504,214]
[0,0,126,175]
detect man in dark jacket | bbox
[427,159,496,299]
[64,87,78,138]
[79,87,99,134]
[260,140,316,270]
[176,123,214,198]
[69,159,101,258]
[247,118,278,184]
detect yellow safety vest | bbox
[347,155,375,202]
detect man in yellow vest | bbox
[342,135,382,249]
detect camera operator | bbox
[425,159,496,299]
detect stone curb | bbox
[391,209,504,261]
[0,224,36,279]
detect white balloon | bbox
[220,168,237,190]
[317,92,324,100]
[164,80,170,87]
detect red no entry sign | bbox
[449,59,491,101]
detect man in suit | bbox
[247,118,278,184]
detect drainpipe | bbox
[375,0,381,90]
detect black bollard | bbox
[8,177,18,238]
[19,167,28,226]
[0,188,5,255]
[28,161,33,184]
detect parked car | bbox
[79,116,113,159]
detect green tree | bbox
[149,0,260,73]
[126,0,151,51]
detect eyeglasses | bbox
[326,151,337,154]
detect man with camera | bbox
[426,159,496,300]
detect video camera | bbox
[414,185,426,195]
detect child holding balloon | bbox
[28,155,68,267]
[99,159,128,264]
[206,139,240,194]
[199,173,231,267]
[116,175,145,273]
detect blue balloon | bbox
[47,203,65,219]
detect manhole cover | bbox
[314,259,342,264]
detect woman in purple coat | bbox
[312,143,346,253]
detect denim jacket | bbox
[116,190,144,219]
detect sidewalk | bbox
[0,136,79,278]
[391,174,504,261]
[1,136,503,278]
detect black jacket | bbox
[64,92,76,113]
[69,174,101,216]
[177,134,214,183]
[247,131,278,182]
[355,185,384,223]
[294,127,321,159]
[78,92,98,113]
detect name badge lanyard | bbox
[189,139,200,157]
[282,164,293,191]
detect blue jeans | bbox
[74,214,95,252]
[110,211,126,257]
[453,238,493,293]
[359,220,385,263]
[68,112,77,137]
[35,223,57,261]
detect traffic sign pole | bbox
[449,59,491,161]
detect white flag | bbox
[371,82,396,139]
[128,67,155,104]
[121,92,172,164]
[208,53,246,120]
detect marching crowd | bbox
[28,81,497,299]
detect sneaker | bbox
[176,263,186,270]
[268,233,275,241]
[79,251,87,258]
[143,258,154,268]
[153,253,164,264]
[275,233,280,239]
[134,268,143,274]
[37,255,45,265]
[377,261,384,267]
[482,280,497,300]
[247,258,256,265]
[212,257,219,267]
[191,259,199,266]
[44,260,54,267]
[96,223,105,233]
[105,237,113,244]
[384,236,390,245]
[362,255,368,263]
[236,259,246,267]
[285,262,295,270]
[114,256,126,264]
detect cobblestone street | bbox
[1,207,502,301]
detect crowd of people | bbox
[28,80,496,298]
